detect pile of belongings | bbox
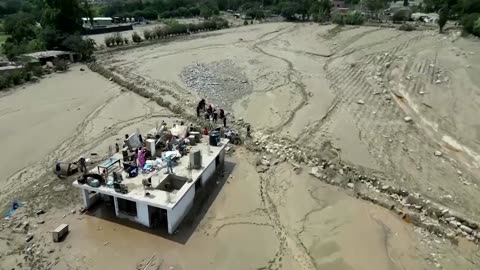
[78,173,105,188]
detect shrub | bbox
[212,17,229,29]
[54,59,69,72]
[333,13,346,25]
[0,76,9,90]
[160,11,173,18]
[392,9,411,23]
[334,12,364,25]
[62,35,96,61]
[143,29,153,40]
[25,72,32,82]
[104,35,115,47]
[203,20,216,30]
[30,65,43,77]
[461,13,480,34]
[187,23,199,32]
[474,17,480,36]
[189,7,200,16]
[153,26,165,38]
[176,7,190,17]
[344,11,364,25]
[10,71,25,85]
[244,20,249,25]
[167,23,188,35]
[132,32,142,43]
[399,23,416,31]
[113,32,124,45]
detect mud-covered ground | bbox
[2,23,480,270]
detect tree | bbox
[403,0,409,6]
[463,0,480,14]
[0,0,22,16]
[3,12,38,43]
[82,0,94,27]
[297,0,314,20]
[474,17,480,36]
[318,0,332,21]
[280,1,300,21]
[62,35,96,60]
[438,5,448,32]
[363,0,385,19]
[200,4,213,19]
[42,0,84,34]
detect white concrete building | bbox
[82,17,113,28]
[73,135,228,234]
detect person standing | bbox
[223,116,227,127]
[166,157,174,174]
[246,125,251,138]
[207,105,213,116]
[78,157,87,174]
[213,110,218,123]
[199,99,206,111]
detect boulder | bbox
[459,225,473,234]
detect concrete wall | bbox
[81,189,99,209]
[114,197,150,227]
[219,149,225,166]
[201,161,216,186]
[167,185,195,234]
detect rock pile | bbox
[180,60,253,109]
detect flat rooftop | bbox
[73,136,228,210]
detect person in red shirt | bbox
[203,127,209,135]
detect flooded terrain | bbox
[2,23,480,270]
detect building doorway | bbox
[148,206,168,231]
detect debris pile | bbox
[180,60,253,109]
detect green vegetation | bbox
[363,0,386,19]
[392,9,411,23]
[333,11,365,25]
[94,0,333,22]
[423,0,480,36]
[106,18,229,47]
[475,17,480,35]
[0,65,44,90]
[1,0,95,60]
[0,33,8,45]
[132,32,142,43]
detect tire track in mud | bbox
[323,34,426,181]
[251,25,309,133]
[259,172,317,270]
[297,30,407,144]
[386,53,480,217]
[322,32,480,218]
